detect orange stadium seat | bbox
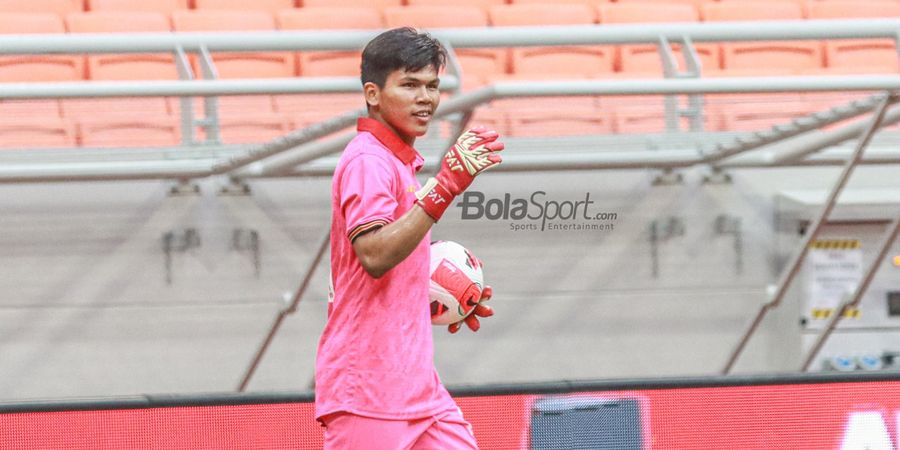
[172,10,294,78]
[0,119,76,148]
[301,0,401,9]
[0,99,62,119]
[0,0,83,16]
[384,6,507,87]
[277,93,362,129]
[807,1,900,74]
[61,97,172,120]
[508,107,613,137]
[614,0,707,9]
[406,0,506,10]
[86,0,188,14]
[511,0,609,5]
[77,116,180,147]
[277,7,381,77]
[214,113,292,144]
[703,2,822,74]
[194,0,296,13]
[718,101,824,132]
[613,104,721,134]
[489,4,611,78]
[0,13,84,82]
[66,12,178,81]
[598,3,718,75]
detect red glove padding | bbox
[417,126,504,221]
[448,286,494,334]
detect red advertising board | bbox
[3,379,900,449]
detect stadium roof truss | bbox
[1,20,900,183]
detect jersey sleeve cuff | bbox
[347,219,390,243]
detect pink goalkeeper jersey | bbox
[315,118,456,421]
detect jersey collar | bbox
[357,117,423,170]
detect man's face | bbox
[365,65,441,146]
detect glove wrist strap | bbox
[415,177,454,222]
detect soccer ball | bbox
[429,240,485,326]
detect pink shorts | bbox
[322,407,478,450]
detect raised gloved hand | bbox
[416,126,504,221]
[448,285,494,334]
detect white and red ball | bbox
[429,240,484,325]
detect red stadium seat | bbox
[194,0,295,13]
[0,118,76,148]
[276,7,382,77]
[86,0,188,14]
[172,10,294,79]
[384,6,507,85]
[66,12,178,81]
[490,4,612,78]
[0,13,84,82]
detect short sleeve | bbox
[339,154,398,242]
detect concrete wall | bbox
[1,161,898,401]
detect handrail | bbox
[721,92,896,375]
[1,20,900,55]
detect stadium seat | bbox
[0,99,62,119]
[489,4,612,78]
[511,0,608,5]
[301,0,401,8]
[66,12,178,81]
[384,6,507,85]
[613,104,721,134]
[214,113,292,144]
[703,2,822,73]
[277,93,362,128]
[61,97,172,120]
[702,2,805,22]
[597,3,717,75]
[0,119,76,148]
[194,0,295,13]
[276,7,381,77]
[807,1,900,74]
[507,106,613,137]
[469,107,510,136]
[718,101,825,132]
[406,0,506,10]
[77,116,180,147]
[0,0,83,16]
[86,0,188,14]
[172,10,294,79]
[614,0,707,9]
[0,13,84,82]
[824,41,900,74]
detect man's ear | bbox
[363,82,380,108]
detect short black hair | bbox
[360,27,447,88]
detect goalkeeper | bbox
[315,27,504,449]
